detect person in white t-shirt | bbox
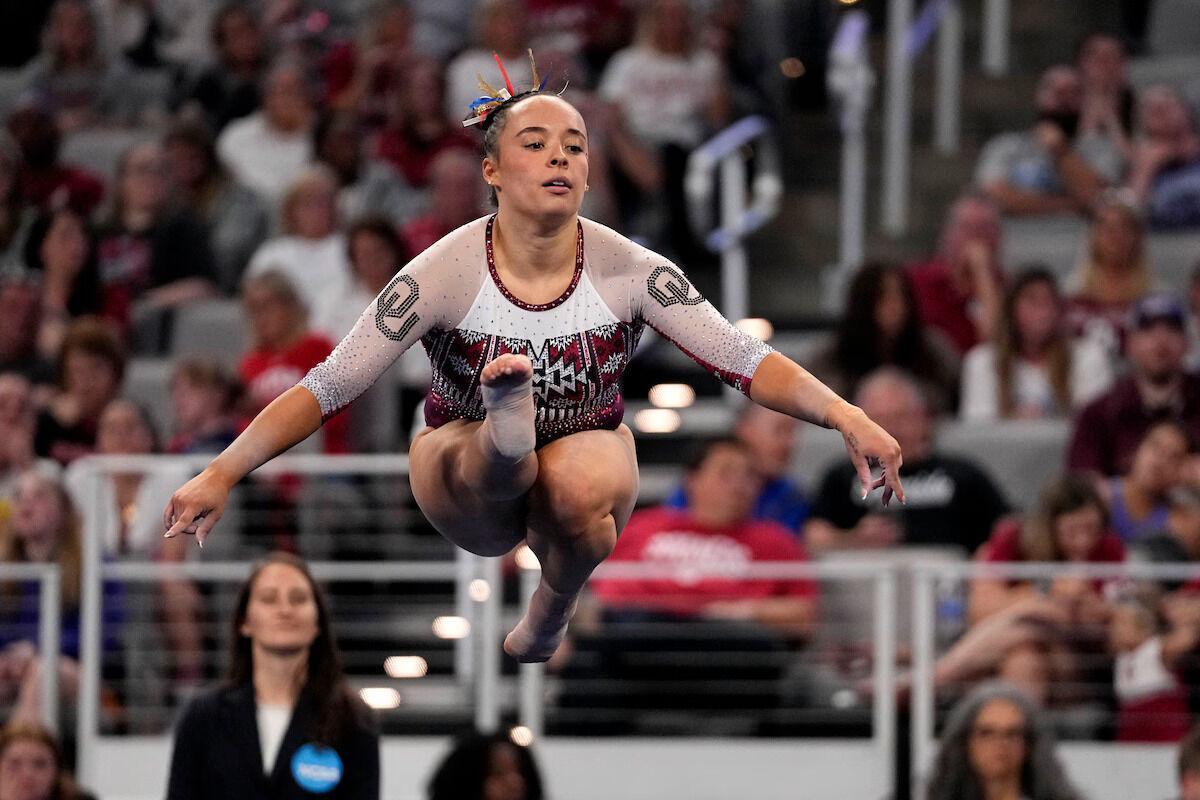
[961,267,1113,421]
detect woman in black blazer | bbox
[166,552,380,799]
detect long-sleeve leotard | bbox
[299,215,774,446]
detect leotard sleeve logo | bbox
[375,273,421,341]
[647,264,705,308]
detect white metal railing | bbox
[0,564,61,733]
[684,115,783,327]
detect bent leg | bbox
[504,424,639,662]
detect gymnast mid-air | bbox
[163,55,905,662]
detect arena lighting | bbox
[633,408,681,434]
[468,578,491,602]
[383,656,428,679]
[779,57,806,79]
[359,688,402,709]
[431,615,471,639]
[648,383,696,409]
[509,726,534,747]
[838,0,861,5]
[735,317,774,341]
[514,545,540,570]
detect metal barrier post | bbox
[76,462,104,786]
[36,565,61,733]
[517,565,544,738]
[982,0,1010,75]
[934,0,963,153]
[872,568,898,791]
[455,548,474,683]
[910,567,937,800]
[882,0,914,236]
[474,555,502,733]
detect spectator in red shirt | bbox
[402,149,488,255]
[238,271,347,453]
[907,194,1004,354]
[590,436,817,639]
[6,104,103,217]
[1068,293,1200,478]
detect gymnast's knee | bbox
[531,470,617,562]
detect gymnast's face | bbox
[240,563,320,656]
[484,95,589,222]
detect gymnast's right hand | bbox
[162,467,234,547]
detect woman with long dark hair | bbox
[166,552,379,799]
[427,730,544,800]
[926,682,1082,800]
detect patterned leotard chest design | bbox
[300,215,773,445]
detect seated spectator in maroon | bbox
[33,317,125,465]
[808,261,960,415]
[0,277,54,385]
[6,104,104,216]
[314,110,423,228]
[1109,598,1194,743]
[322,0,413,126]
[590,437,817,639]
[177,4,266,133]
[374,57,475,190]
[1064,193,1150,356]
[907,195,1004,354]
[0,373,41,503]
[22,207,102,361]
[321,217,411,340]
[402,149,488,255]
[17,0,133,134]
[1100,421,1190,542]
[167,357,243,455]
[970,474,1124,624]
[96,142,217,333]
[238,271,348,454]
[804,368,1009,555]
[1067,293,1200,478]
[162,118,269,295]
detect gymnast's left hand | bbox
[826,400,905,507]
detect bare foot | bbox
[480,354,536,460]
[503,579,578,663]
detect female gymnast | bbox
[164,59,906,663]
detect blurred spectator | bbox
[94,0,216,70]
[907,195,1004,354]
[526,0,631,72]
[319,217,409,340]
[22,208,102,361]
[6,104,104,216]
[239,270,347,453]
[314,109,422,228]
[402,149,488,255]
[591,437,818,640]
[809,262,960,415]
[95,141,216,335]
[970,474,1123,624]
[1127,85,1200,230]
[162,118,269,294]
[374,56,475,190]
[246,166,349,338]
[1076,31,1134,150]
[0,134,34,274]
[18,0,133,133]
[1109,598,1194,742]
[805,368,1009,555]
[0,373,43,503]
[0,470,121,729]
[1067,293,1200,478]
[427,729,544,800]
[167,357,242,455]
[216,58,315,206]
[1065,193,1150,355]
[666,403,810,534]
[599,0,729,261]
[1181,724,1200,800]
[1101,421,1190,542]
[322,0,413,124]
[976,65,1123,216]
[0,277,53,384]
[445,0,530,125]
[407,0,477,62]
[166,553,380,797]
[1131,485,1200,569]
[34,317,125,465]
[961,267,1112,421]
[177,4,266,133]
[0,724,96,800]
[925,682,1082,800]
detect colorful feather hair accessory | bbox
[462,49,554,128]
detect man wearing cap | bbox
[1068,293,1200,477]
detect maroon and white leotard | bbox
[299,215,774,446]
